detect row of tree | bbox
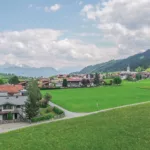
[0,75,20,85]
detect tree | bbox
[93,73,100,86]
[126,75,133,81]
[81,79,90,87]
[135,66,144,72]
[44,93,52,102]
[25,80,42,119]
[136,74,142,81]
[113,76,122,85]
[0,78,4,85]
[40,93,52,108]
[8,76,19,84]
[62,79,68,87]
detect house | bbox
[19,81,28,88]
[67,78,82,87]
[50,78,63,88]
[0,85,24,96]
[0,96,27,123]
[38,78,50,88]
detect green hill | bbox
[0,103,150,150]
[80,49,150,73]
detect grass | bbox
[0,103,150,150]
[41,79,150,112]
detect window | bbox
[3,105,13,110]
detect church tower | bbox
[127,65,130,72]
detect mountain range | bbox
[79,49,150,74]
[0,63,82,77]
[1,49,150,77]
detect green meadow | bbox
[0,103,150,150]
[41,80,150,112]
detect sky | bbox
[0,0,150,69]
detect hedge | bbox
[40,87,61,90]
[53,106,64,115]
[31,113,54,122]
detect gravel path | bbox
[49,101,88,118]
[0,101,150,134]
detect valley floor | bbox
[41,79,150,112]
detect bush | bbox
[31,113,54,122]
[45,106,53,113]
[113,76,122,85]
[109,80,113,85]
[39,99,48,108]
[44,93,52,102]
[53,106,64,115]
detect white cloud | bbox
[0,29,117,68]
[76,32,102,37]
[81,0,150,57]
[44,4,61,12]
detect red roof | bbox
[0,85,23,94]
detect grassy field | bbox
[41,80,150,112]
[0,103,150,150]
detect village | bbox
[34,66,150,89]
[0,65,149,124]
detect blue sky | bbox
[0,0,97,31]
[0,0,149,69]
[0,0,106,45]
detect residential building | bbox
[0,96,27,123]
[67,78,82,87]
[0,85,23,96]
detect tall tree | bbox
[81,79,90,87]
[136,74,142,81]
[8,76,19,84]
[62,79,68,87]
[25,80,42,119]
[93,73,100,86]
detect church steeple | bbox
[127,65,130,72]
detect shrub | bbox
[44,93,52,102]
[109,80,113,85]
[53,107,64,115]
[31,113,54,122]
[39,99,48,108]
[113,76,122,85]
[45,106,53,113]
